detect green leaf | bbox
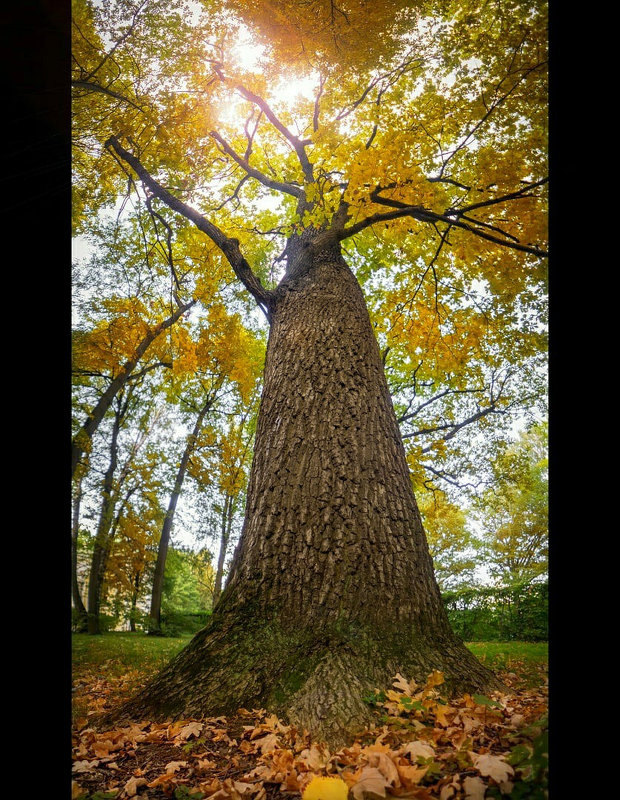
[473,693,502,708]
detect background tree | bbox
[472,421,548,585]
[74,0,548,744]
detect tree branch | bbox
[104,136,274,312]
[209,131,303,197]
[340,201,548,258]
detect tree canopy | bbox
[72,0,547,744]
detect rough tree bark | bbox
[103,228,502,745]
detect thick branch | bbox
[71,79,147,114]
[229,83,314,182]
[210,131,302,197]
[105,136,274,310]
[71,299,195,479]
[340,202,548,258]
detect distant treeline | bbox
[442,580,548,642]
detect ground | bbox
[72,634,548,799]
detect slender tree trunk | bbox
[87,409,122,635]
[212,493,233,606]
[129,570,141,632]
[148,397,215,634]
[72,476,88,631]
[103,233,501,745]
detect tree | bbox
[147,309,264,633]
[472,421,548,585]
[76,0,548,744]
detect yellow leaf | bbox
[303,776,350,800]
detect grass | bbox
[72,632,548,688]
[466,640,548,688]
[72,631,192,675]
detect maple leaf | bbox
[254,733,279,753]
[72,759,100,773]
[363,750,400,787]
[462,776,486,800]
[165,760,189,773]
[438,777,460,800]
[177,721,204,740]
[468,752,514,784]
[394,763,429,787]
[350,766,392,800]
[392,674,416,694]
[299,743,331,770]
[401,742,435,762]
[122,776,149,797]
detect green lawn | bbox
[466,640,548,688]
[72,632,548,685]
[72,631,192,676]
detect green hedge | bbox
[442,581,548,641]
[159,610,211,636]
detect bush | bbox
[159,611,212,637]
[442,580,548,641]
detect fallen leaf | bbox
[350,766,392,800]
[463,775,486,800]
[395,763,429,786]
[393,673,417,694]
[71,781,85,799]
[438,777,459,800]
[196,758,217,770]
[165,760,188,773]
[299,743,331,770]
[177,721,204,740]
[402,741,435,761]
[122,775,148,797]
[469,752,514,783]
[255,733,279,753]
[72,759,100,773]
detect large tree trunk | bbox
[103,233,501,745]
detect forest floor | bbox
[71,634,548,800]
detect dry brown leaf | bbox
[364,751,401,787]
[393,673,417,694]
[71,780,85,799]
[462,775,486,800]
[434,704,456,727]
[299,743,331,770]
[92,739,115,758]
[350,765,392,800]
[122,775,148,797]
[255,733,279,753]
[402,741,435,761]
[177,721,204,740]
[469,752,514,783]
[196,758,218,770]
[72,759,100,773]
[233,780,256,794]
[165,760,189,773]
[438,777,459,800]
[394,763,428,787]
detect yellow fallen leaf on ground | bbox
[304,775,350,800]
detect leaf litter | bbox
[72,664,548,799]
